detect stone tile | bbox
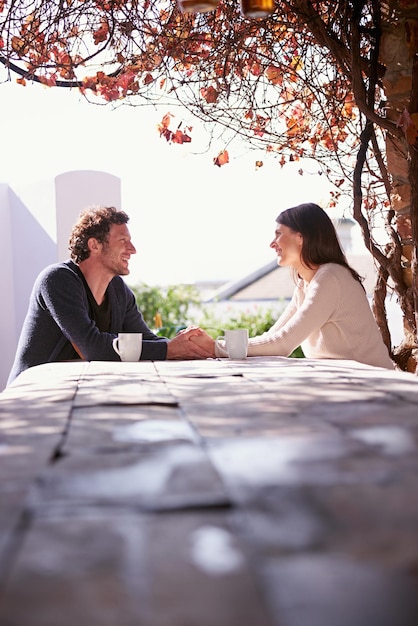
[154,359,245,378]
[232,485,332,553]
[63,405,196,451]
[188,414,336,439]
[207,432,371,491]
[172,387,302,421]
[349,425,416,455]
[309,482,418,570]
[88,360,158,376]
[259,554,418,626]
[0,508,274,626]
[0,400,72,433]
[303,398,418,426]
[5,361,87,389]
[74,375,177,407]
[32,443,230,512]
[140,510,275,626]
[0,488,30,568]
[0,510,150,626]
[231,482,418,571]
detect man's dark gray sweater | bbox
[7,260,168,385]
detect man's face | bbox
[98,223,136,277]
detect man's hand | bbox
[188,329,216,356]
[166,326,215,360]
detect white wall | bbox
[1,170,121,390]
[0,185,56,390]
[55,170,121,261]
[0,184,17,390]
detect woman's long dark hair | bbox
[277,203,364,284]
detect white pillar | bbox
[55,170,121,262]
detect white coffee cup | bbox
[215,329,249,359]
[112,333,143,362]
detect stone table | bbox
[1,357,418,626]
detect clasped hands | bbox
[166,326,216,360]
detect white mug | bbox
[112,333,142,362]
[215,329,249,359]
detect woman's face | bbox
[270,223,302,267]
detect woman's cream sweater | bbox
[244,263,394,369]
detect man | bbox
[7,205,210,385]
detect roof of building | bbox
[206,253,379,302]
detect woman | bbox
[194,203,394,369]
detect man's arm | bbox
[43,267,212,362]
[41,265,123,361]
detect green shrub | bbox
[130,282,304,356]
[130,283,203,338]
[194,303,279,338]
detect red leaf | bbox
[157,113,173,135]
[213,150,229,167]
[93,21,109,45]
[201,86,219,104]
[172,129,192,144]
[265,65,282,86]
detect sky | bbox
[1,78,338,286]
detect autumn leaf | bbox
[265,65,282,86]
[290,55,303,71]
[97,81,120,101]
[157,113,192,144]
[320,130,336,150]
[39,74,57,87]
[16,76,26,86]
[93,21,109,46]
[255,160,263,169]
[157,113,173,134]
[11,36,27,55]
[172,129,192,144]
[160,128,173,142]
[213,150,229,167]
[201,85,219,103]
[250,114,269,137]
[341,95,356,119]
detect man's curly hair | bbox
[68,206,130,263]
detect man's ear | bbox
[87,238,101,254]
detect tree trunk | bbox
[380,0,418,372]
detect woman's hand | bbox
[166,326,215,359]
[189,328,216,357]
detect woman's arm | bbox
[247,270,339,357]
